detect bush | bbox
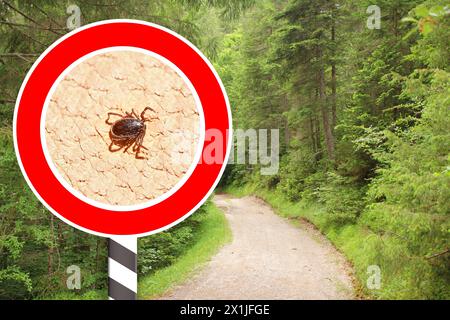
[318,173,366,225]
[278,147,317,201]
[138,204,208,275]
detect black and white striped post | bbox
[108,237,137,300]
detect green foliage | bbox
[138,205,207,274]
[45,289,107,300]
[360,68,450,296]
[402,2,449,37]
[277,146,317,201]
[0,266,32,299]
[318,173,366,224]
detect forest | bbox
[0,0,449,299]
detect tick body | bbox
[111,118,144,138]
[105,107,155,159]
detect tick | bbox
[105,107,155,159]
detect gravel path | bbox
[162,194,355,300]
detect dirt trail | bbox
[162,194,355,300]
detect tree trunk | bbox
[315,116,321,156]
[331,20,337,131]
[93,239,102,289]
[284,95,290,149]
[318,65,335,160]
[309,116,316,154]
[48,215,55,275]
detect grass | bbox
[44,290,107,300]
[138,201,232,299]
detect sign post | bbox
[108,237,138,300]
[13,20,231,300]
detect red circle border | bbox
[14,21,231,236]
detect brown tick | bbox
[105,107,155,159]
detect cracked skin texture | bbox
[45,51,200,206]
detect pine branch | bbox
[425,248,449,260]
[1,21,49,48]
[80,1,119,7]
[0,20,66,31]
[2,0,63,35]
[32,3,65,29]
[0,53,39,62]
[0,99,15,104]
[0,53,40,56]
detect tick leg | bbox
[132,134,143,152]
[140,126,149,150]
[137,136,148,151]
[106,112,125,124]
[125,111,134,118]
[141,106,156,121]
[135,143,148,159]
[133,140,145,159]
[123,140,135,154]
[135,147,147,160]
[109,142,125,152]
[132,109,140,119]
[133,132,148,159]
[134,127,148,151]
[108,112,124,117]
